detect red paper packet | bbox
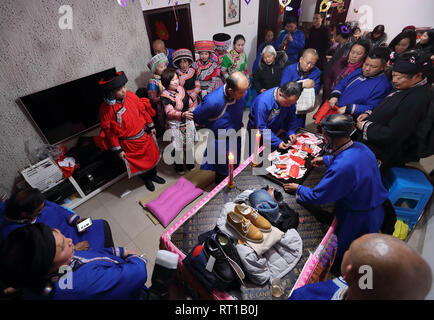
[301,145,313,154]
[289,164,300,178]
[290,155,305,166]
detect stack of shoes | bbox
[226,211,264,243]
[234,203,272,233]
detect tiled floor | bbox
[73,131,211,287]
[73,108,434,288]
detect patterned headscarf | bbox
[148,53,169,74]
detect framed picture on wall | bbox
[223,0,241,27]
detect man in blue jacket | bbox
[280,48,321,128]
[0,223,148,299]
[193,72,249,184]
[329,47,392,117]
[288,233,432,300]
[284,114,389,263]
[275,16,305,65]
[0,188,110,249]
[247,82,302,151]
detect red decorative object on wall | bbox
[155,20,169,40]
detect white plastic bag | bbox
[295,86,316,115]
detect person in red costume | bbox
[96,71,165,191]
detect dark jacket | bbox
[306,25,331,69]
[253,51,290,94]
[363,32,388,49]
[356,81,431,170]
[324,40,353,76]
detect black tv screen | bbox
[20,68,117,145]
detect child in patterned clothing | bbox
[147,53,168,132]
[192,40,223,98]
[172,48,201,109]
[221,34,249,80]
[160,68,197,174]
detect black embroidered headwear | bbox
[0,223,56,290]
[99,71,128,92]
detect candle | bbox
[228,152,234,189]
[252,130,261,166]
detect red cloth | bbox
[313,101,338,125]
[97,91,160,177]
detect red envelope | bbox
[301,145,313,154]
[290,155,305,166]
[289,164,300,178]
[313,101,338,124]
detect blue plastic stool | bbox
[383,167,433,230]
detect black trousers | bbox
[102,219,115,248]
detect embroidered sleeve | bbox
[162,100,182,121]
[111,247,125,258]
[345,104,357,115]
[362,121,373,140]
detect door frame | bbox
[143,4,194,54]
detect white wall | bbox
[140,0,260,73]
[346,0,434,42]
[299,0,317,23]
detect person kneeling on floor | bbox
[288,233,432,300]
[284,114,390,270]
[0,223,148,300]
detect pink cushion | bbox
[145,177,203,227]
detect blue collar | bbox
[223,84,235,103]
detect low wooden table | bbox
[160,148,337,300]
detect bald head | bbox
[152,39,166,55]
[226,72,250,100]
[342,233,432,300]
[299,48,319,73]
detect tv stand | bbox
[62,173,127,210]
[41,139,127,210]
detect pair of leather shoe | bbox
[227,204,272,243]
[203,231,245,285]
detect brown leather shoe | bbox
[227,211,264,243]
[234,203,272,232]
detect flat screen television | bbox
[19,68,117,145]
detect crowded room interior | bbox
[1,0,434,302]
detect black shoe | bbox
[151,174,165,184]
[212,231,245,283]
[203,237,235,285]
[174,164,185,175]
[143,178,155,192]
[186,163,195,171]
